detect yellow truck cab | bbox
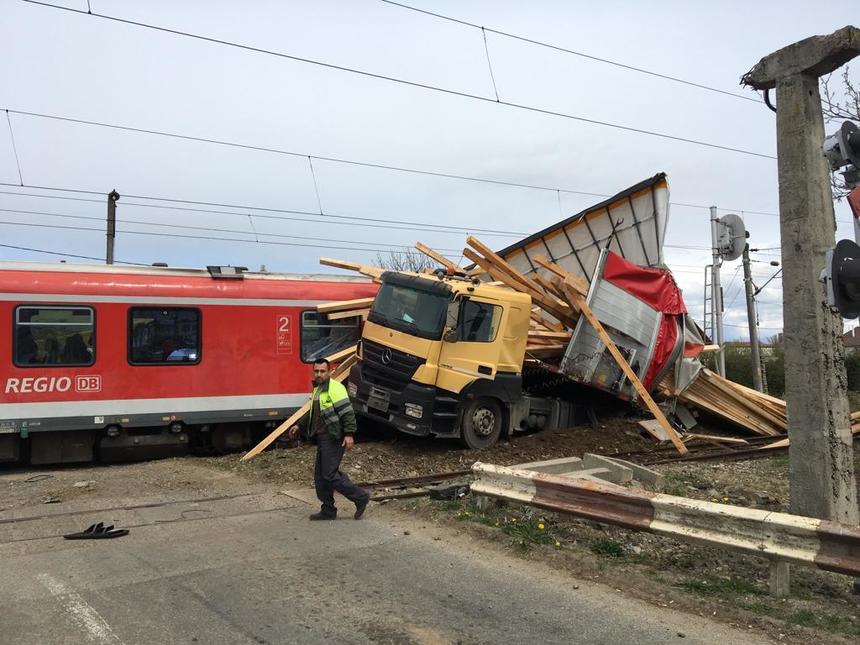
[347,270,577,448]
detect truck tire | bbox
[460,398,503,449]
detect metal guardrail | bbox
[470,462,860,578]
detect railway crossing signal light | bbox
[822,239,860,319]
[823,121,860,190]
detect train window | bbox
[128,308,201,365]
[14,306,95,367]
[300,311,361,362]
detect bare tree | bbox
[374,248,436,272]
[821,66,859,199]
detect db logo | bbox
[75,375,102,393]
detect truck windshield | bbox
[368,282,450,340]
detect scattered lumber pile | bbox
[757,412,860,451]
[460,237,688,454]
[660,369,786,437]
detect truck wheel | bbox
[460,398,503,449]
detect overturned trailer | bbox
[345,175,706,449]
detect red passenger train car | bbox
[0,262,376,464]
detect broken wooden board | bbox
[326,308,370,321]
[317,297,375,314]
[638,419,671,443]
[533,254,589,297]
[319,258,384,279]
[415,242,460,271]
[684,433,750,445]
[240,353,357,461]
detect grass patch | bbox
[500,514,554,549]
[675,574,764,597]
[590,538,624,558]
[662,473,689,498]
[739,600,773,615]
[788,610,818,627]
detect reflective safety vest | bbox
[301,378,357,441]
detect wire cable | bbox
[0,206,465,254]
[378,0,760,104]
[0,184,801,244]
[0,176,524,237]
[0,241,141,264]
[0,218,461,256]
[481,27,501,102]
[4,110,24,186]
[19,1,776,160]
[2,108,790,219]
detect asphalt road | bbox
[0,473,775,645]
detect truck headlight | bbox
[348,381,358,398]
[404,403,423,419]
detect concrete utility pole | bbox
[743,27,860,528]
[741,244,764,392]
[106,190,120,265]
[709,206,726,377]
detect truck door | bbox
[436,297,505,394]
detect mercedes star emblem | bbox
[380,348,392,365]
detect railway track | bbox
[615,432,859,466]
[357,469,473,502]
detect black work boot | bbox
[309,512,336,521]
[354,497,369,520]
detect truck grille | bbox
[362,339,426,391]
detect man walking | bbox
[288,358,370,520]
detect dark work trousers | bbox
[314,436,369,517]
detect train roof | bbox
[0,260,371,283]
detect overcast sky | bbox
[1,0,857,340]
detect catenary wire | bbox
[0,219,465,256]
[19,1,776,160]
[3,109,804,220]
[377,0,760,104]
[0,206,465,254]
[0,178,824,249]
[0,241,142,264]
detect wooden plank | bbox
[325,345,358,363]
[462,249,578,328]
[319,257,362,272]
[533,274,568,300]
[317,297,375,314]
[685,433,750,445]
[530,311,566,333]
[466,236,551,296]
[559,282,688,455]
[415,242,459,271]
[319,258,383,279]
[638,419,670,443]
[532,254,590,297]
[326,308,370,321]
[240,354,357,461]
[528,330,573,341]
[524,344,567,358]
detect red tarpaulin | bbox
[602,252,687,389]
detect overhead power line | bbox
[0,178,527,238]
[0,206,464,254]
[0,241,141,264]
[378,0,759,104]
[0,218,460,257]
[20,0,776,160]
[0,185,798,255]
[1,107,788,222]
